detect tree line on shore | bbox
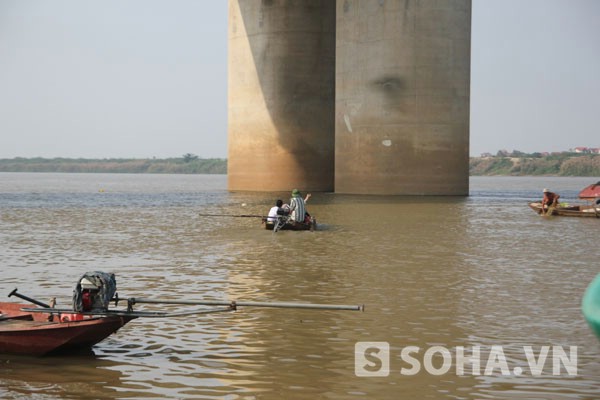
[1,153,599,176]
[0,155,227,174]
[470,153,600,176]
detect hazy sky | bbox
[0,0,598,159]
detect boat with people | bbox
[197,212,318,231]
[0,272,362,356]
[199,190,317,232]
[528,202,600,218]
[262,189,316,231]
[529,182,600,218]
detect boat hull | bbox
[528,202,600,218]
[0,302,136,356]
[264,221,317,231]
[263,217,316,231]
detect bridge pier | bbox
[228,0,471,195]
[227,0,335,192]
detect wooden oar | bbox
[23,298,364,317]
[22,306,235,318]
[128,297,364,311]
[198,213,267,218]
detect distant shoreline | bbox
[0,157,227,175]
[1,154,599,176]
[470,154,600,176]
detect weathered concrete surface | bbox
[335,0,471,194]
[228,0,471,195]
[227,0,336,191]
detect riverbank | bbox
[0,157,227,174]
[470,154,600,176]
[1,155,599,176]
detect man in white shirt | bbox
[267,199,285,222]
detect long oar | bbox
[21,306,235,318]
[128,297,364,312]
[198,213,267,218]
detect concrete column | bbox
[228,0,336,192]
[335,0,471,195]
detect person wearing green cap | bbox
[289,189,311,223]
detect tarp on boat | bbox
[578,181,600,200]
[582,273,600,341]
[72,271,117,312]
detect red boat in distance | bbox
[0,302,136,356]
[579,181,600,200]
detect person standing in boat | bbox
[289,189,311,223]
[541,188,560,211]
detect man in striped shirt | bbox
[289,189,311,223]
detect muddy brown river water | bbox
[1,173,599,399]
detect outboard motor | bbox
[72,271,117,312]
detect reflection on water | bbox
[1,173,599,399]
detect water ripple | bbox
[1,174,599,399]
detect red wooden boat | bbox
[1,272,361,356]
[578,181,600,200]
[0,302,136,356]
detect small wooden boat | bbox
[582,273,600,340]
[0,302,136,356]
[528,202,600,218]
[197,213,317,231]
[262,215,316,231]
[0,272,361,356]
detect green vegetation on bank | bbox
[2,153,599,176]
[470,153,600,176]
[0,154,227,174]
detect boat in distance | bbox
[197,213,317,231]
[528,202,600,218]
[578,181,600,200]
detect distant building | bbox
[574,147,589,153]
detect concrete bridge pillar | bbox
[228,0,471,195]
[335,0,471,195]
[227,0,336,192]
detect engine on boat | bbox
[72,271,117,312]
